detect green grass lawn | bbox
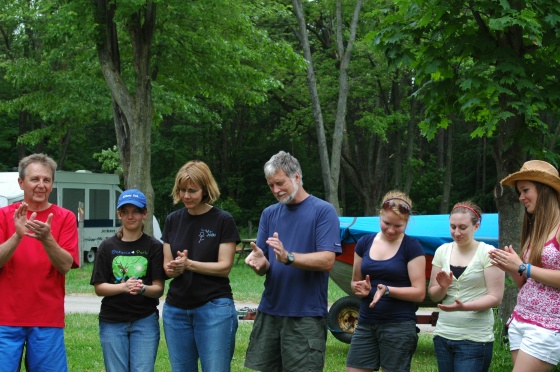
[60,262,555,371]
[59,315,514,372]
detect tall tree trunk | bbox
[18,112,28,160]
[292,0,332,205]
[57,126,72,169]
[491,2,527,323]
[437,128,444,168]
[341,134,383,216]
[394,131,403,189]
[372,142,388,213]
[439,124,453,213]
[92,0,156,234]
[330,0,363,213]
[292,0,362,214]
[404,90,420,195]
[493,115,525,323]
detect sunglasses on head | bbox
[382,198,411,215]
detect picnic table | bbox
[236,238,256,264]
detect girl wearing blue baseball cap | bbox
[90,189,166,372]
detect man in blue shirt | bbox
[244,151,341,371]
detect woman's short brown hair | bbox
[171,160,220,205]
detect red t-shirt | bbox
[0,203,79,327]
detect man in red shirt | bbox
[0,153,79,371]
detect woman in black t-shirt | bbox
[162,160,240,372]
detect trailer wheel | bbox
[84,249,96,263]
[327,296,361,344]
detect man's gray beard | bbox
[279,182,298,205]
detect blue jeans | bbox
[163,298,238,372]
[433,335,493,372]
[99,312,160,372]
[0,326,67,372]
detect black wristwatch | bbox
[518,263,527,276]
[383,286,390,297]
[285,252,295,265]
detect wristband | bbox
[140,285,146,295]
[518,263,527,276]
[527,264,531,279]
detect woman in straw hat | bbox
[489,160,560,371]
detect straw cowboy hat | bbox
[501,160,560,196]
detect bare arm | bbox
[146,279,165,298]
[164,242,237,278]
[28,212,73,275]
[489,245,527,288]
[163,243,178,278]
[0,203,28,268]
[184,242,236,277]
[245,242,270,276]
[495,240,560,289]
[37,231,74,275]
[351,254,372,297]
[463,266,504,310]
[389,255,426,303]
[0,234,23,268]
[369,255,426,308]
[268,232,336,272]
[285,251,335,272]
[525,264,560,289]
[428,265,452,303]
[351,253,364,283]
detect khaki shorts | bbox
[346,320,418,371]
[244,312,327,372]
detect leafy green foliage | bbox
[371,0,560,165]
[93,146,123,175]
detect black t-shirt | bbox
[162,207,240,309]
[90,234,165,322]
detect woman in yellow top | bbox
[428,201,504,372]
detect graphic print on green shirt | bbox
[112,256,148,283]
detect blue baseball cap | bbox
[117,189,147,209]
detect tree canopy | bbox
[1,0,559,241]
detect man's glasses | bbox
[382,198,411,215]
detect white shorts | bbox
[508,318,560,365]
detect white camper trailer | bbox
[0,171,162,265]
